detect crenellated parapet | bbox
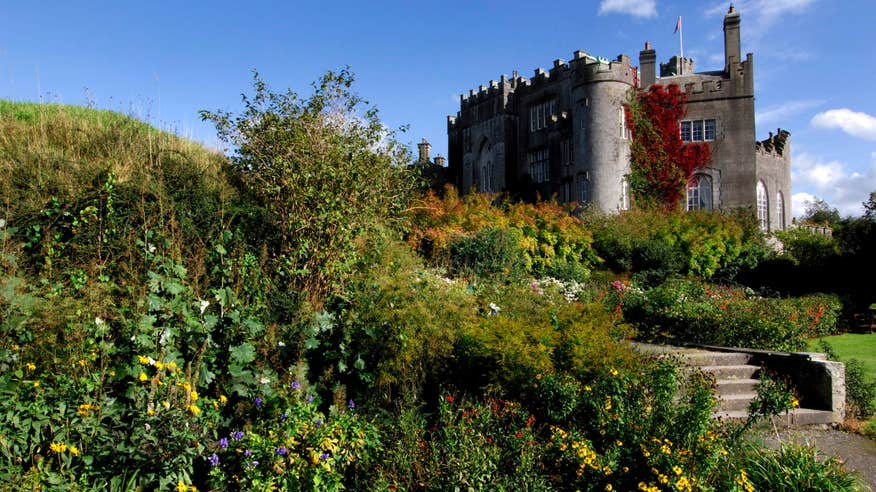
[756,128,791,157]
[450,50,635,130]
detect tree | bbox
[201,69,417,305]
[801,197,840,226]
[863,191,876,221]
[626,84,712,209]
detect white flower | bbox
[259,377,270,385]
[278,341,286,347]
[199,299,209,315]
[148,356,156,366]
[147,243,156,254]
[489,302,501,315]
[95,317,105,326]
[0,219,5,228]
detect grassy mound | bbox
[0,101,240,287]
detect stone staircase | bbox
[632,343,839,427]
[681,348,836,426]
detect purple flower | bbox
[314,418,323,429]
[233,431,245,441]
[348,399,355,409]
[280,412,287,422]
[291,380,301,390]
[306,394,314,403]
[219,437,229,449]
[244,449,252,457]
[208,453,219,467]
[276,447,287,456]
[248,460,259,468]
[254,397,263,407]
[320,452,330,461]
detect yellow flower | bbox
[189,391,198,401]
[138,355,150,365]
[154,360,164,370]
[187,403,201,416]
[162,400,170,410]
[183,381,192,391]
[77,359,87,367]
[177,481,189,492]
[605,485,613,491]
[11,344,19,351]
[68,445,79,456]
[147,409,155,416]
[166,361,177,370]
[584,385,592,392]
[50,442,67,453]
[791,396,800,408]
[219,395,228,405]
[25,362,36,371]
[616,440,623,447]
[213,401,219,410]
[658,474,669,484]
[78,403,97,416]
[33,380,40,388]
[610,368,619,377]
[673,465,682,475]
[139,372,148,382]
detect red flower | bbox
[445,395,454,403]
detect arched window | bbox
[620,177,630,210]
[687,175,713,210]
[756,181,769,232]
[776,191,785,230]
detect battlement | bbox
[756,128,791,157]
[456,51,633,111]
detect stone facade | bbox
[446,5,792,231]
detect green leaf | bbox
[230,342,256,365]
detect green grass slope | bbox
[0,101,243,287]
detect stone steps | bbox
[672,347,836,426]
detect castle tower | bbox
[724,4,741,72]
[639,41,656,88]
[417,138,432,164]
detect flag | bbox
[674,16,682,34]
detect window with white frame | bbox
[757,181,769,232]
[561,139,572,166]
[578,173,589,203]
[530,99,557,132]
[621,177,630,210]
[619,106,629,139]
[687,175,713,211]
[528,148,550,183]
[680,119,716,142]
[776,191,785,230]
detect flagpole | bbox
[678,17,684,75]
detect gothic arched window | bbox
[757,181,769,232]
[687,175,713,210]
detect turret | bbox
[723,4,741,72]
[417,138,431,164]
[639,41,656,87]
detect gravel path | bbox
[759,428,876,490]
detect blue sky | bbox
[2,0,874,216]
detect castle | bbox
[444,5,791,232]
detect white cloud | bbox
[811,108,876,141]
[756,100,822,125]
[791,151,876,216]
[705,0,815,41]
[598,0,657,18]
[790,192,816,218]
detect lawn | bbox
[808,333,876,380]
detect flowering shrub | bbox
[618,279,842,350]
[407,187,598,281]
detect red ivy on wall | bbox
[626,84,712,209]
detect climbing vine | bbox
[626,84,712,209]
